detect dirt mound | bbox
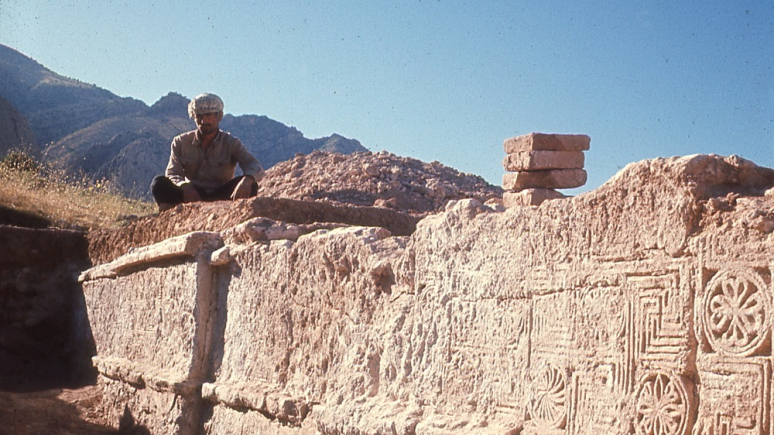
[257,150,503,214]
[87,197,420,265]
[88,151,503,265]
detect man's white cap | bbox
[188,93,224,118]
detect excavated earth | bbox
[257,150,502,214]
[88,151,503,264]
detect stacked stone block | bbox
[501,132,590,206]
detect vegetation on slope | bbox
[0,149,155,230]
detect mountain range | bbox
[0,44,367,198]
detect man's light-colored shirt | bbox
[165,130,264,190]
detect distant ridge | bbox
[0,44,146,147]
[0,44,368,198]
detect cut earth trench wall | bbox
[0,225,94,391]
[79,154,774,435]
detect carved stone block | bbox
[503,133,591,153]
[503,188,566,207]
[502,150,585,172]
[502,169,587,190]
[694,359,771,435]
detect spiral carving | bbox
[529,363,567,429]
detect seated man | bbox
[151,93,265,211]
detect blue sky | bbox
[1,0,772,192]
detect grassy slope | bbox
[0,153,155,230]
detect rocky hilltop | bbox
[0,44,368,198]
[0,44,145,148]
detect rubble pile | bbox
[257,150,503,216]
[501,132,589,206]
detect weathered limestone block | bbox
[398,155,774,435]
[503,132,590,153]
[689,228,774,435]
[99,376,201,435]
[503,188,566,207]
[204,226,407,434]
[80,231,222,281]
[80,231,223,434]
[502,150,585,172]
[82,255,211,373]
[502,169,587,190]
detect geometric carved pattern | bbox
[529,362,568,429]
[693,359,771,435]
[634,371,690,435]
[701,269,771,357]
[691,414,732,435]
[630,268,690,390]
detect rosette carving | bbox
[702,269,770,356]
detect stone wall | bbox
[79,154,774,434]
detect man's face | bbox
[195,112,220,136]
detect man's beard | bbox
[199,124,217,135]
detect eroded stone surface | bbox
[80,154,774,434]
[503,188,566,207]
[502,150,585,172]
[84,261,201,376]
[502,168,588,190]
[81,231,222,433]
[503,132,591,153]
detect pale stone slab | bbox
[84,262,201,375]
[502,150,585,172]
[93,356,199,395]
[210,226,407,432]
[504,132,590,153]
[201,382,308,426]
[98,376,201,435]
[79,231,222,281]
[209,246,232,266]
[503,188,566,207]
[502,169,587,190]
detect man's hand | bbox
[181,184,201,203]
[231,176,254,200]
